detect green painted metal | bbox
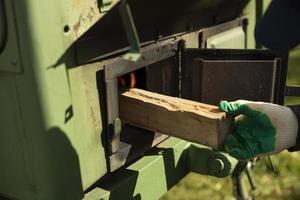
[0,0,260,199]
[206,27,245,49]
[286,46,300,105]
[59,0,119,42]
[83,138,238,200]
[0,0,109,199]
[242,0,256,49]
[262,0,271,12]
[0,0,21,73]
[0,0,6,53]
[188,144,238,178]
[119,0,141,62]
[84,137,190,200]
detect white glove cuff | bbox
[272,107,298,153]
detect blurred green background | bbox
[161,46,300,200]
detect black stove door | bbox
[181,49,288,105]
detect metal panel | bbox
[191,59,276,105]
[0,0,6,53]
[84,138,190,200]
[182,49,287,105]
[0,0,111,195]
[0,76,30,200]
[58,0,119,42]
[75,1,250,64]
[0,0,260,200]
[199,17,247,49]
[5,0,116,197]
[206,27,245,49]
[0,0,21,73]
[83,138,238,200]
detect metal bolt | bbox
[209,158,225,175]
[11,59,18,66]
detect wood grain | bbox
[119,88,232,149]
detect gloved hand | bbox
[219,100,298,160]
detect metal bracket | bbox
[232,161,257,200]
[286,85,300,97]
[110,118,122,153]
[187,144,238,178]
[118,0,141,62]
[99,0,113,13]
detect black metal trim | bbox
[276,54,289,105]
[183,48,287,105]
[102,41,179,172]
[286,85,300,97]
[185,48,282,61]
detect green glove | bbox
[219,100,298,160]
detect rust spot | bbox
[87,6,95,21]
[73,15,82,37]
[90,106,99,129]
[72,5,96,37]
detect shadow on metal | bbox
[0,0,7,54]
[48,0,250,70]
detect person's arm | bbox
[255,0,300,53]
[287,105,300,151]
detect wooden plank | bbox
[119,88,232,150]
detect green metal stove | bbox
[0,0,295,199]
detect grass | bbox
[161,151,300,200]
[161,46,300,200]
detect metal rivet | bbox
[11,59,18,66]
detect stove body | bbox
[0,0,291,200]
